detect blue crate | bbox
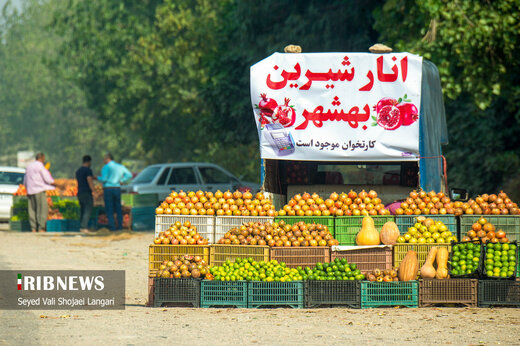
[46,219,80,232]
[395,215,459,239]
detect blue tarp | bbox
[419,60,449,191]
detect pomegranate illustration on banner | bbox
[250,52,423,161]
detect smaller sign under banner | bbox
[250,52,423,161]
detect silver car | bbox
[0,166,26,222]
[122,162,260,201]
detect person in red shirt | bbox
[23,153,57,232]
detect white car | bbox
[121,162,260,201]
[0,166,26,222]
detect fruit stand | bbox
[10,183,158,231]
[146,188,520,309]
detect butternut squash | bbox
[398,250,418,281]
[420,247,438,279]
[355,216,380,245]
[380,221,400,245]
[435,247,449,279]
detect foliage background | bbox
[0,0,518,199]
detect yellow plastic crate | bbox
[393,243,451,268]
[149,245,210,277]
[209,245,270,266]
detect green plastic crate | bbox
[360,281,419,308]
[395,215,458,238]
[274,216,334,232]
[334,216,395,245]
[9,220,31,232]
[121,193,158,207]
[460,215,520,242]
[200,280,248,308]
[248,281,304,308]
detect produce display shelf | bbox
[331,245,393,272]
[248,281,304,309]
[200,280,248,308]
[334,216,395,246]
[395,215,458,238]
[155,215,215,243]
[9,220,31,232]
[131,206,155,231]
[419,279,477,307]
[304,280,360,308]
[209,245,269,267]
[360,281,419,308]
[148,245,210,277]
[46,219,80,232]
[273,216,334,232]
[478,280,520,307]
[214,216,274,243]
[460,215,520,242]
[448,240,484,279]
[153,278,200,307]
[121,193,159,207]
[393,244,451,268]
[270,246,330,268]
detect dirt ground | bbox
[0,230,519,346]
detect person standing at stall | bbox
[76,155,96,233]
[98,153,132,231]
[24,152,57,232]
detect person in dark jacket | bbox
[76,155,96,233]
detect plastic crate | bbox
[274,216,334,233]
[131,207,155,231]
[153,278,200,307]
[331,245,393,272]
[200,280,248,308]
[13,195,28,204]
[269,247,330,268]
[395,215,458,238]
[482,241,518,280]
[419,279,478,307]
[460,215,520,242]
[214,216,274,242]
[9,220,31,232]
[209,245,269,267]
[122,193,159,207]
[478,280,520,307]
[334,216,395,246]
[360,281,419,308]
[149,245,210,277]
[46,219,80,232]
[155,215,215,243]
[393,244,451,268]
[448,240,484,278]
[304,280,360,308]
[248,281,304,308]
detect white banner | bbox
[250,52,423,161]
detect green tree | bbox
[0,0,126,177]
[375,0,520,196]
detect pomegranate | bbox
[397,102,419,126]
[273,98,296,127]
[375,97,398,113]
[377,105,402,130]
[258,93,278,116]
